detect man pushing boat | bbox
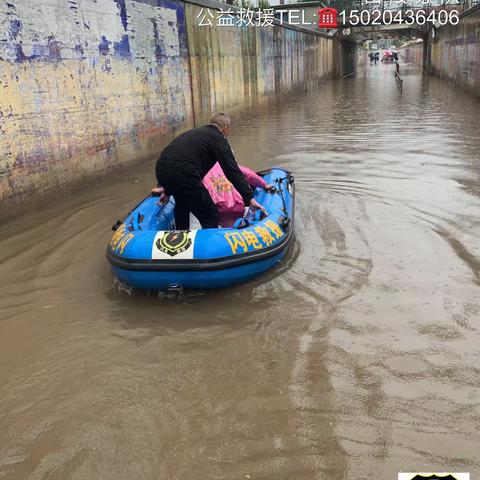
[153,113,266,230]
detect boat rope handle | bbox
[275,177,288,215]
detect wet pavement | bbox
[1,62,480,479]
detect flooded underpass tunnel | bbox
[1,59,480,478]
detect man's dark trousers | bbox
[157,167,219,230]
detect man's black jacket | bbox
[155,124,253,204]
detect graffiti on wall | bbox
[0,0,193,212]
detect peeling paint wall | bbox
[0,0,193,220]
[0,0,334,221]
[430,5,480,98]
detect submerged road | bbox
[1,63,480,479]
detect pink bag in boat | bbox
[203,162,267,218]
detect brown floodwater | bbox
[1,62,480,479]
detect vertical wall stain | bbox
[114,0,129,30]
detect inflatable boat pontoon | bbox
[106,167,294,290]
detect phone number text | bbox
[340,9,459,25]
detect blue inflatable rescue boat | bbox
[106,168,294,290]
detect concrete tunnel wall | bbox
[398,5,480,98]
[399,40,424,66]
[430,4,480,98]
[185,4,334,124]
[0,0,335,222]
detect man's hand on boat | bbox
[151,186,170,205]
[250,198,268,217]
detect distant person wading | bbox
[153,113,266,230]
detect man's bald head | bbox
[209,113,231,137]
